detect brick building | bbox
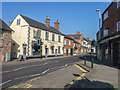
[0,19,12,61]
[63,35,80,55]
[96,1,120,66]
[68,32,91,54]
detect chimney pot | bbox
[46,16,50,27]
[76,31,80,35]
[54,20,60,31]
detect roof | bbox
[19,14,64,35]
[73,34,81,39]
[63,34,80,44]
[0,19,12,31]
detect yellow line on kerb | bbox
[65,64,87,89]
[74,64,87,73]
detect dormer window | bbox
[17,19,20,25]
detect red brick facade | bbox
[64,37,74,55]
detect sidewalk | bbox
[70,60,119,89]
[2,55,81,67]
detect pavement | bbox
[1,54,119,89]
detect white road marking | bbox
[0,70,12,73]
[42,69,50,74]
[65,64,67,67]
[0,80,11,86]
[13,67,25,71]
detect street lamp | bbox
[96,9,101,30]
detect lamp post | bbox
[96,9,101,30]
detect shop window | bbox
[51,46,54,54]
[64,40,66,45]
[69,41,71,45]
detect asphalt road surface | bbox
[2,55,83,89]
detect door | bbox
[45,48,48,57]
[71,48,73,55]
[113,42,119,66]
[55,49,57,57]
[66,49,68,55]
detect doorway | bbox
[55,49,57,57]
[45,48,49,57]
[113,42,119,66]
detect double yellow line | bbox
[65,64,88,89]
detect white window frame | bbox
[69,49,70,53]
[64,40,66,45]
[117,21,120,31]
[104,29,108,37]
[17,19,21,25]
[64,48,66,53]
[69,41,71,46]
[104,11,108,20]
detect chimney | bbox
[46,16,50,27]
[54,20,60,31]
[9,20,13,26]
[76,31,80,35]
[80,32,84,41]
[87,38,89,41]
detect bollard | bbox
[84,56,86,65]
[91,58,94,68]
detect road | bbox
[2,55,83,89]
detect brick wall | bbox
[2,30,12,61]
[64,38,73,55]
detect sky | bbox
[2,2,111,40]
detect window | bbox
[104,11,108,20]
[52,34,55,41]
[17,19,20,25]
[58,46,60,53]
[117,21,120,31]
[45,32,49,40]
[51,46,54,54]
[69,49,70,53]
[64,48,66,53]
[69,41,71,45]
[117,0,120,8]
[0,31,3,40]
[104,29,108,37]
[64,40,66,45]
[58,35,61,42]
[33,29,37,38]
[37,30,41,38]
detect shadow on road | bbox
[78,53,120,69]
[64,76,114,89]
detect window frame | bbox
[45,32,49,40]
[17,19,21,25]
[104,29,108,37]
[58,46,60,53]
[58,35,61,42]
[117,21,120,31]
[51,46,54,54]
[117,0,120,8]
[52,34,55,41]
[104,11,108,21]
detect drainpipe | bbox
[27,26,30,56]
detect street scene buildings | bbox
[0,1,120,89]
[96,1,120,66]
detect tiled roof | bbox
[20,14,64,35]
[0,19,12,31]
